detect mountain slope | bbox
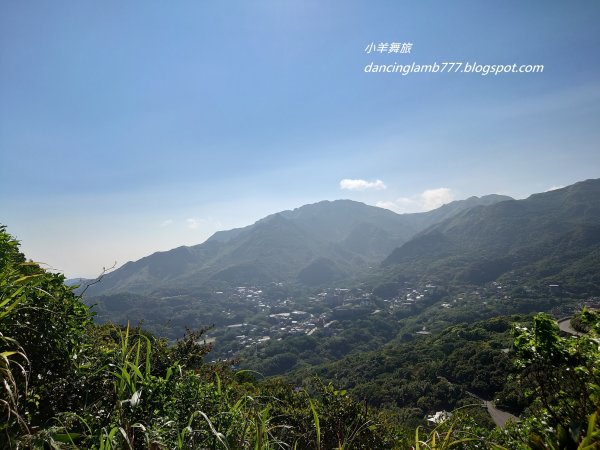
[84,196,512,296]
[383,179,600,286]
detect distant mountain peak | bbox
[83,190,518,295]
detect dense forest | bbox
[2,225,600,448]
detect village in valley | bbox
[203,280,600,362]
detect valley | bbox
[4,179,600,448]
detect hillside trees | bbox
[512,311,600,447]
[0,226,394,448]
[2,222,600,449]
[0,226,93,429]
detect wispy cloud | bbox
[377,187,454,213]
[160,219,173,227]
[340,178,387,191]
[546,185,564,192]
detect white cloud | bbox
[377,187,455,214]
[160,219,173,227]
[546,185,564,192]
[421,188,454,210]
[340,178,387,191]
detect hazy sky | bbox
[1,1,599,278]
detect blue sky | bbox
[1,1,599,277]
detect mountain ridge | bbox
[383,178,600,286]
[83,194,512,295]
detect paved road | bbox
[482,400,518,428]
[467,391,518,428]
[557,317,583,336]
[464,317,582,428]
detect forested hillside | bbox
[383,179,600,288]
[1,226,600,448]
[82,196,510,296]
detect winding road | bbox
[464,316,584,428]
[466,391,518,428]
[557,317,583,336]
[482,400,518,428]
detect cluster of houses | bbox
[207,284,440,359]
[207,278,597,360]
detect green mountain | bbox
[383,179,600,288]
[84,196,510,295]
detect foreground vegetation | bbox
[1,226,599,448]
